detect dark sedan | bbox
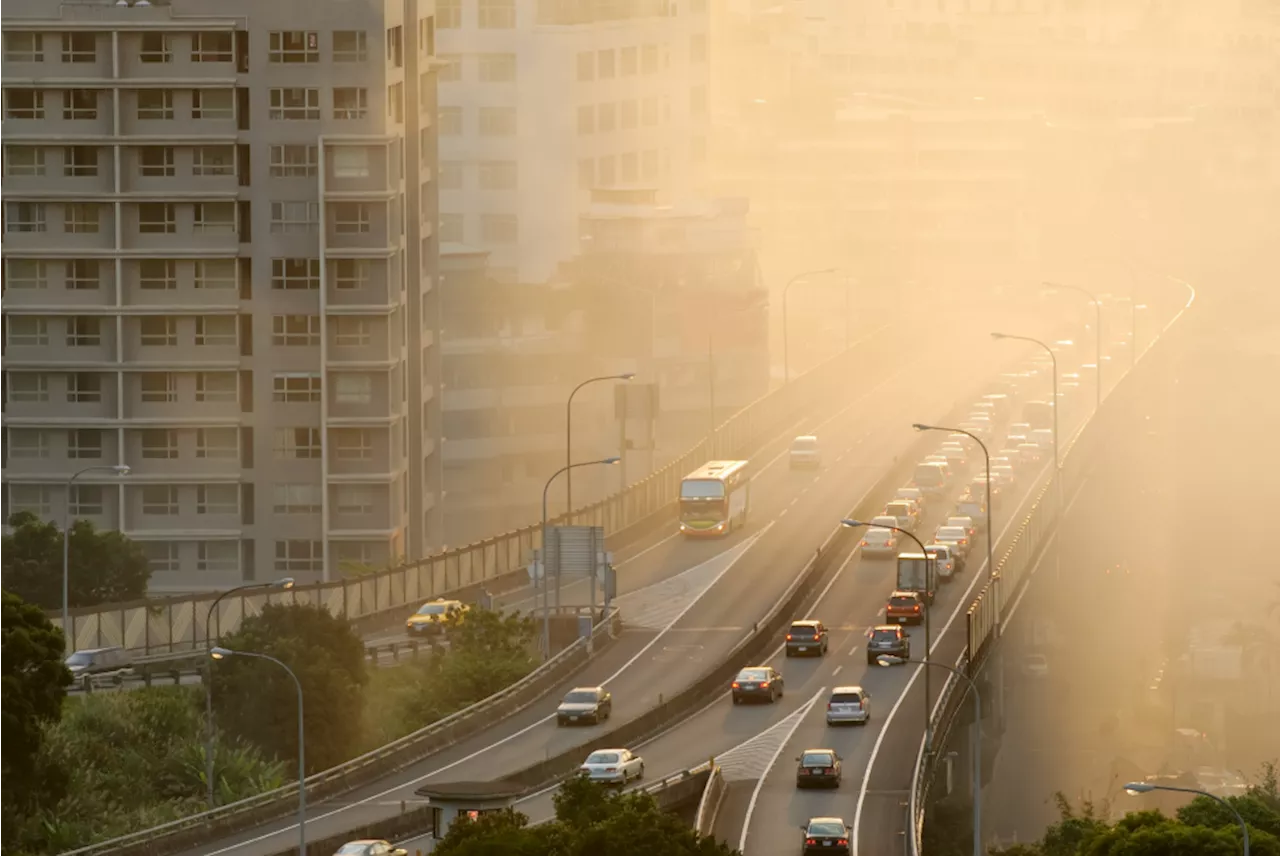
[865,625,910,665]
[800,817,851,855]
[795,749,842,789]
[731,666,783,704]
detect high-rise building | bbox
[434,0,711,285]
[1,0,442,591]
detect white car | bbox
[990,464,1016,486]
[958,420,992,440]
[882,501,919,531]
[826,685,871,725]
[934,525,972,558]
[1016,442,1044,463]
[938,443,968,465]
[859,527,900,557]
[997,449,1026,467]
[924,543,958,580]
[790,434,821,469]
[1007,422,1032,438]
[1029,428,1054,449]
[1005,432,1029,448]
[333,842,407,856]
[945,516,977,540]
[1023,654,1050,677]
[580,748,645,784]
[895,486,926,512]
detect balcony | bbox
[3,205,117,254]
[120,203,239,253]
[120,145,239,195]
[3,375,119,423]
[326,316,399,366]
[120,373,242,422]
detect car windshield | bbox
[789,625,817,637]
[681,479,725,500]
[335,845,369,856]
[871,629,899,642]
[792,438,817,450]
[564,691,597,703]
[802,752,834,766]
[416,604,447,615]
[865,528,892,541]
[586,752,620,764]
[738,669,768,681]
[808,821,846,837]
[65,652,95,666]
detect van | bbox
[789,435,820,469]
[912,462,948,494]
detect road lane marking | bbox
[832,665,843,676]
[738,687,827,854]
[848,645,860,656]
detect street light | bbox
[541,457,621,655]
[63,464,131,647]
[877,655,983,856]
[913,424,994,583]
[565,373,635,514]
[1043,280,1103,409]
[1123,781,1250,855]
[990,333,1060,473]
[210,647,307,856]
[841,518,935,748]
[782,267,839,384]
[203,578,295,809]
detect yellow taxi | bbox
[405,598,468,636]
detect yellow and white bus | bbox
[679,460,751,537]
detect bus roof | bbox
[683,460,749,482]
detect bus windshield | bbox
[680,479,725,500]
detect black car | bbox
[731,666,783,704]
[556,686,612,726]
[795,749,842,788]
[865,625,910,665]
[785,620,829,657]
[800,817,851,855]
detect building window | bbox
[64,146,98,177]
[67,372,101,403]
[198,541,238,572]
[5,259,47,289]
[597,102,616,132]
[576,51,594,82]
[481,213,518,244]
[333,259,370,291]
[275,540,323,573]
[195,372,237,402]
[10,485,52,517]
[273,484,321,514]
[577,105,594,135]
[269,88,320,120]
[479,0,515,28]
[140,259,177,290]
[63,89,98,120]
[191,31,232,62]
[5,202,46,232]
[140,428,179,459]
[71,485,104,517]
[194,202,236,233]
[137,90,174,120]
[641,44,658,73]
[333,30,368,62]
[274,427,321,459]
[61,33,97,63]
[270,145,317,177]
[332,148,371,180]
[194,259,236,290]
[194,316,236,345]
[333,88,368,120]
[438,161,463,190]
[143,542,180,574]
[333,316,372,346]
[140,316,177,345]
[437,0,461,28]
[335,485,375,515]
[270,201,319,234]
[192,89,234,120]
[196,427,237,459]
[478,53,516,82]
[642,97,658,126]
[64,203,100,234]
[578,158,594,190]
[478,106,516,136]
[5,146,45,176]
[621,46,637,76]
[141,32,172,63]
[138,202,176,234]
[193,146,234,177]
[333,202,372,234]
[269,31,319,63]
[4,33,43,62]
[6,90,44,120]
[596,49,615,79]
[66,317,101,347]
[272,314,321,346]
[197,485,238,515]
[479,160,517,190]
[271,258,320,290]
[8,318,49,346]
[66,260,100,290]
[273,373,322,402]
[9,374,50,403]
[334,374,373,405]
[142,485,179,516]
[386,25,403,68]
[333,428,373,460]
[621,99,637,129]
[438,213,463,243]
[68,428,103,459]
[387,82,403,124]
[9,430,51,459]
[139,146,175,177]
[140,372,178,402]
[438,106,462,135]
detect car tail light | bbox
[860,540,868,546]
[786,634,793,641]
[731,682,740,688]
[827,702,833,710]
[912,605,921,612]
[605,767,616,772]
[806,839,817,846]
[760,681,770,688]
[838,839,849,846]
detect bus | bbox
[679,460,751,537]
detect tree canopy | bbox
[2,511,151,610]
[210,603,367,773]
[431,773,739,856]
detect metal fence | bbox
[55,324,897,654]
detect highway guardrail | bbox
[694,762,727,839]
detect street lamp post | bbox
[914,423,996,604]
[876,655,984,856]
[63,464,131,647]
[1043,280,1103,409]
[782,267,838,384]
[541,457,621,655]
[203,578,295,810]
[1123,782,1250,855]
[991,333,1059,474]
[841,518,935,747]
[210,647,306,856]
[565,374,635,515]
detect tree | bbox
[211,603,367,773]
[1,590,71,815]
[1,511,150,609]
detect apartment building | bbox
[434,0,711,284]
[1,0,442,591]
